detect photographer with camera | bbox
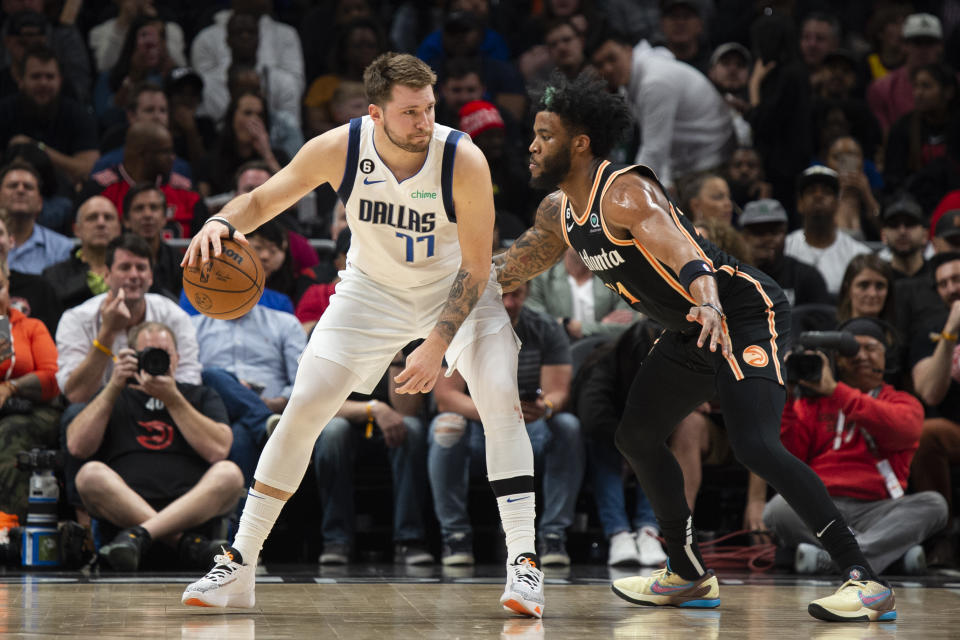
[428,281,584,567]
[0,260,62,524]
[65,321,243,571]
[55,233,201,405]
[753,319,947,575]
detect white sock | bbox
[232,488,285,564]
[497,492,536,562]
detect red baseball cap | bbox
[458,100,505,139]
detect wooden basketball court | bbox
[3,565,958,638]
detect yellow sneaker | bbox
[808,567,896,622]
[611,563,720,608]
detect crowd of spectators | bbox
[0,0,959,575]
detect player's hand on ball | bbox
[394,340,445,394]
[686,303,731,356]
[181,218,249,267]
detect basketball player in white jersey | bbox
[178,53,545,617]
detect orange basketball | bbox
[182,238,265,320]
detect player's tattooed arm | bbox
[494,191,567,292]
[434,268,483,344]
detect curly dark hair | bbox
[534,71,632,159]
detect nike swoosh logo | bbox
[506,496,530,503]
[650,580,693,594]
[859,590,890,606]
[363,177,386,185]
[816,519,835,538]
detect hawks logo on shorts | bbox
[742,345,769,368]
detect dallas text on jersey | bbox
[357,198,437,233]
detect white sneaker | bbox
[608,531,640,566]
[901,544,926,575]
[795,542,836,574]
[637,526,667,566]
[500,554,545,618]
[181,545,256,608]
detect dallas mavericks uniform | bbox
[304,115,517,393]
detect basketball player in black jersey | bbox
[494,73,897,623]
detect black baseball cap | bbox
[929,250,960,276]
[796,165,839,194]
[165,67,204,95]
[837,317,889,348]
[661,0,700,14]
[935,210,960,240]
[881,195,924,225]
[822,49,858,69]
[710,42,751,68]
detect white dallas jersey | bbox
[338,116,464,287]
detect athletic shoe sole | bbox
[181,589,255,608]
[807,602,897,622]
[500,596,544,618]
[611,584,721,608]
[100,545,139,571]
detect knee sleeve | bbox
[482,416,534,482]
[431,412,467,448]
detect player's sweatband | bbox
[678,259,714,292]
[205,216,237,241]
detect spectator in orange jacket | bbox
[0,260,61,522]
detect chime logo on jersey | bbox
[357,198,436,233]
[579,247,625,272]
[742,345,769,368]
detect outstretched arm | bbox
[181,125,349,266]
[494,191,568,292]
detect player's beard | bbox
[384,121,431,153]
[529,143,572,190]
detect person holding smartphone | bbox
[0,262,62,523]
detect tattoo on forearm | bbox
[435,268,482,344]
[495,192,568,291]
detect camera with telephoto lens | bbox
[785,331,860,386]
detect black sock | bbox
[657,514,707,580]
[816,516,879,582]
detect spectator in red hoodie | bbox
[86,122,207,238]
[756,317,946,575]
